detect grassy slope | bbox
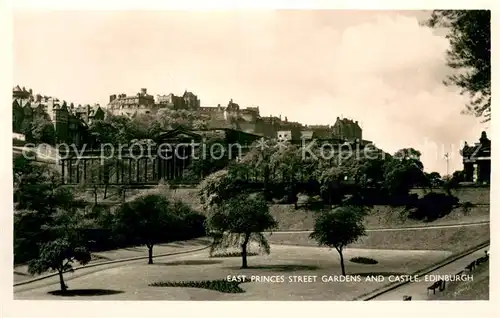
[266,224,490,253]
[76,186,490,253]
[78,186,490,230]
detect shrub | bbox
[350,256,378,265]
[149,278,250,293]
[410,192,459,221]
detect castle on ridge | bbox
[107,88,364,142]
[12,85,365,145]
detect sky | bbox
[13,10,489,175]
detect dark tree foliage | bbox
[28,238,91,292]
[113,194,183,264]
[13,157,83,264]
[410,192,459,221]
[207,193,277,268]
[310,206,366,276]
[428,10,491,121]
[30,117,56,145]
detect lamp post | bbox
[444,153,449,177]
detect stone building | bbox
[108,88,156,116]
[12,85,105,145]
[461,131,491,184]
[332,117,362,141]
[155,90,200,110]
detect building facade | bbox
[108,88,156,117]
[58,127,262,185]
[12,85,105,145]
[461,131,491,184]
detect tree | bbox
[427,10,491,121]
[30,117,56,145]
[207,193,277,268]
[309,206,366,275]
[13,157,83,264]
[425,172,443,187]
[383,148,426,199]
[28,238,91,292]
[26,195,91,292]
[113,194,180,264]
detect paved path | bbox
[14,237,211,284]
[269,221,490,234]
[369,246,489,300]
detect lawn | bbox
[14,244,451,301]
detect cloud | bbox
[13,10,488,174]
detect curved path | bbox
[14,221,489,291]
[14,248,210,294]
[366,245,489,300]
[269,220,490,234]
[13,238,211,287]
[15,244,452,300]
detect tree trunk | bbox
[337,247,346,276]
[58,270,67,292]
[103,184,108,199]
[121,187,127,202]
[93,188,98,206]
[240,234,250,269]
[148,245,154,264]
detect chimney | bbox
[109,94,117,103]
[141,88,147,95]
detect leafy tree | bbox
[310,206,366,275]
[14,156,74,215]
[30,117,56,145]
[427,10,491,121]
[383,148,426,199]
[28,238,91,292]
[199,168,250,208]
[425,172,443,187]
[113,194,181,264]
[13,156,86,264]
[207,193,277,268]
[25,189,90,291]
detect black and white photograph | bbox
[5,2,493,309]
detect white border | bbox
[1,1,498,317]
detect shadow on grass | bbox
[211,252,259,258]
[349,272,408,277]
[48,289,125,297]
[162,239,212,248]
[122,247,144,252]
[91,254,112,261]
[150,279,250,293]
[152,260,222,266]
[226,264,320,272]
[350,257,378,265]
[13,271,30,277]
